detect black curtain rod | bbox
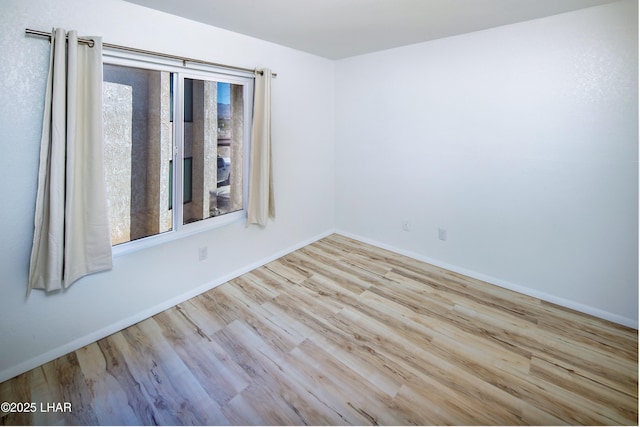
[25,28,276,77]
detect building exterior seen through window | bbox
[103,62,250,247]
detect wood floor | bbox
[1,234,637,425]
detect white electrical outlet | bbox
[402,220,410,231]
[198,246,208,261]
[438,228,447,241]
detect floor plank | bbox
[1,234,637,425]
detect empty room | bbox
[0,0,637,425]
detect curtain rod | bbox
[25,28,276,77]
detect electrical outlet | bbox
[438,228,447,241]
[402,220,410,231]
[198,246,208,261]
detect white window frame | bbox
[103,49,254,256]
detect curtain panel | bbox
[247,68,275,226]
[29,28,112,293]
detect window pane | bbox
[103,64,173,245]
[183,79,244,224]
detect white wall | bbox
[335,0,638,327]
[0,0,335,382]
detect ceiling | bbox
[124,0,619,59]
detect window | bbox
[102,55,253,250]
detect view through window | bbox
[103,61,251,247]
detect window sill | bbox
[112,210,246,258]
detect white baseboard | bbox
[0,229,335,384]
[335,230,638,330]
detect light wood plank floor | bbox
[1,234,637,425]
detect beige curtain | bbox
[247,68,275,226]
[29,28,112,293]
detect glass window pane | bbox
[103,63,173,245]
[183,78,244,224]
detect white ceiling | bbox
[124,0,618,59]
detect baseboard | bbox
[335,230,638,330]
[0,229,335,384]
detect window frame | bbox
[103,49,254,257]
